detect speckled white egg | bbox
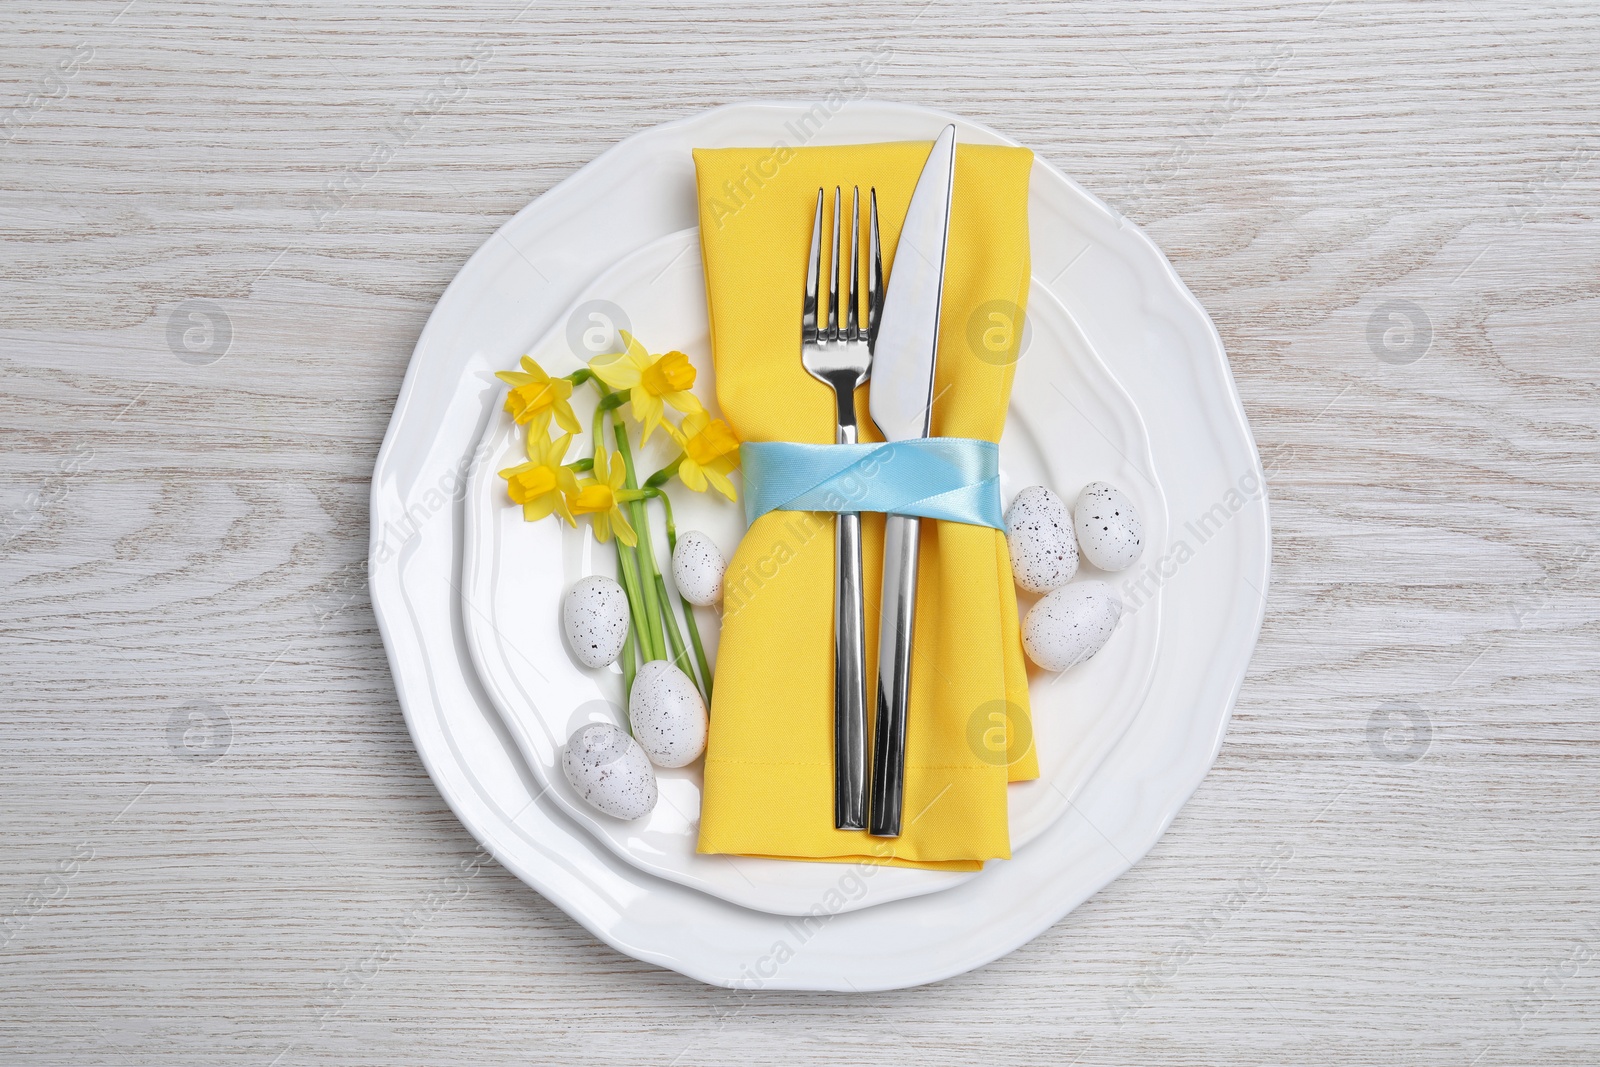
[563,575,630,668]
[561,722,657,820]
[1021,580,1123,672]
[1004,485,1079,593]
[1073,482,1144,571]
[671,530,725,607]
[628,660,708,768]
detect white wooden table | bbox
[4,1,1597,1062]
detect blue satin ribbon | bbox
[740,437,1004,530]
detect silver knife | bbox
[867,125,957,837]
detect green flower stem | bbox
[645,455,684,489]
[645,487,714,706]
[590,399,607,453]
[582,379,651,691]
[589,391,627,454]
[565,368,595,389]
[581,381,657,672]
[652,571,693,677]
[636,488,695,687]
[682,601,712,707]
[612,525,651,685]
[618,588,637,719]
[612,413,666,664]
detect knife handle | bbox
[869,512,919,837]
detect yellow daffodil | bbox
[499,430,579,525]
[496,356,581,434]
[667,410,741,501]
[569,446,637,546]
[587,331,703,443]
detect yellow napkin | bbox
[694,140,1036,869]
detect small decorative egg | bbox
[628,660,708,768]
[1021,580,1123,672]
[671,530,725,607]
[1004,485,1079,593]
[563,575,630,668]
[1073,482,1144,571]
[561,721,657,820]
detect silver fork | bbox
[802,185,882,831]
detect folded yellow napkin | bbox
[694,140,1036,869]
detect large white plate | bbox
[460,228,1166,914]
[370,101,1269,990]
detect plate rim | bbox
[369,98,1272,990]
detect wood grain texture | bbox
[2,0,1598,1063]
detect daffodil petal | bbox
[540,432,573,466]
[610,508,637,547]
[619,330,651,365]
[706,467,738,501]
[677,461,708,493]
[553,399,583,435]
[522,495,557,522]
[679,409,709,437]
[665,390,704,415]
[589,352,641,389]
[632,393,665,442]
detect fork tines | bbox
[802,186,883,352]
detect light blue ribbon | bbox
[740,437,1004,530]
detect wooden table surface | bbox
[3,1,1597,1063]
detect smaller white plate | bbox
[460,228,1166,916]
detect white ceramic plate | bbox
[370,101,1269,989]
[460,228,1165,915]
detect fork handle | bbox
[832,422,868,831]
[833,508,868,830]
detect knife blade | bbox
[866,124,957,837]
